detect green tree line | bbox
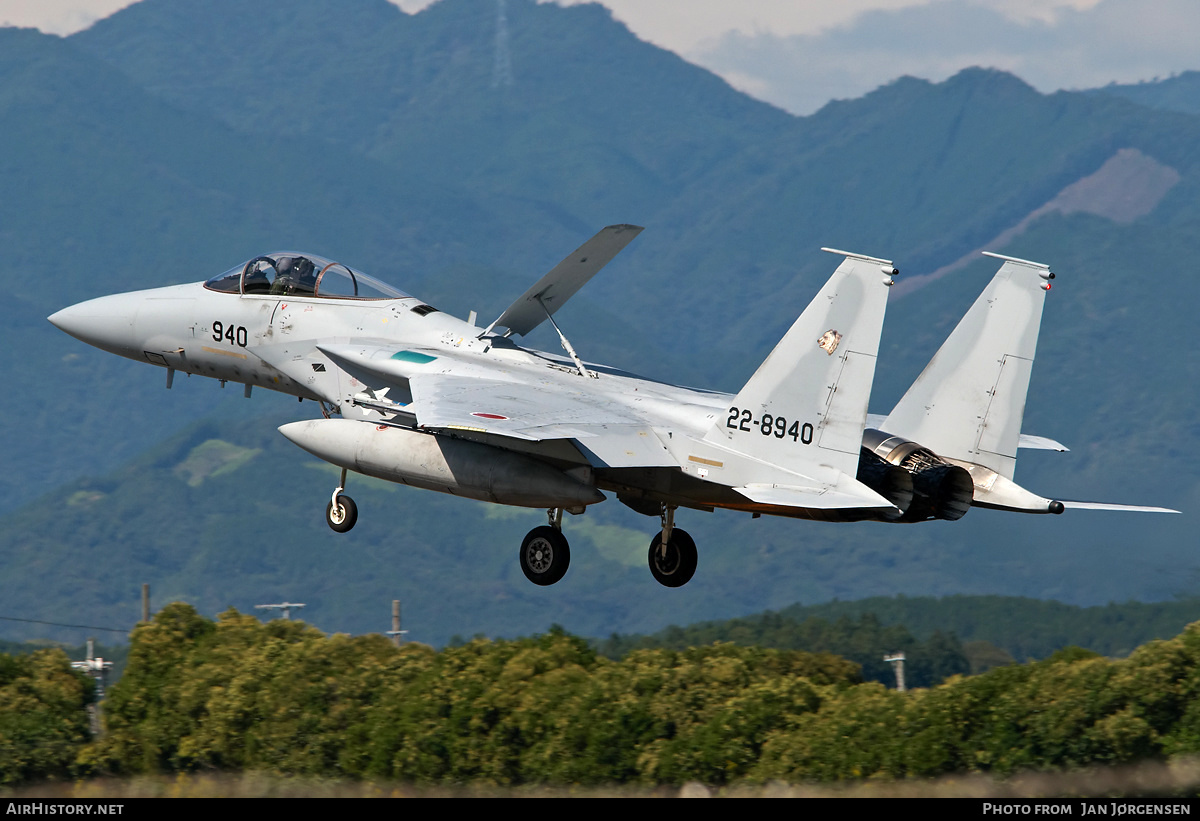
[0,649,94,787]
[11,603,1200,788]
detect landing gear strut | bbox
[648,504,697,587]
[519,508,570,585]
[326,468,358,533]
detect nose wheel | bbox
[519,508,571,585]
[325,469,358,533]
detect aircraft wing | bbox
[317,346,678,463]
[487,224,643,336]
[407,373,648,441]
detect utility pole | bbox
[71,638,113,736]
[883,652,906,691]
[141,583,150,623]
[386,599,408,646]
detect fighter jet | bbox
[47,228,1174,588]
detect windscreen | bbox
[204,253,410,300]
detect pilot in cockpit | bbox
[271,256,317,296]
[243,263,272,294]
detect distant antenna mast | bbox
[492,0,514,88]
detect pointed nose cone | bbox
[48,294,141,358]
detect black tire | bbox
[519,526,570,586]
[648,528,697,587]
[326,495,358,533]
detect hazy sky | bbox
[4,0,1197,114]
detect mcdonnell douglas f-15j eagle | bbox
[48,227,1176,587]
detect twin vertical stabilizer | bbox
[706,249,896,481]
[882,253,1053,479]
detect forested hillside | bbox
[601,595,1200,682]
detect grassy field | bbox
[9,759,1200,799]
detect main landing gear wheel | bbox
[648,529,697,587]
[520,526,571,586]
[326,494,358,533]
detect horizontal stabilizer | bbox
[489,224,643,336]
[1019,434,1069,452]
[1060,500,1180,514]
[868,414,1068,451]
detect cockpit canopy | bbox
[204,253,411,300]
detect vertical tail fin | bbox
[882,252,1054,479]
[705,249,897,478]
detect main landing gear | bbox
[519,508,571,586]
[648,504,697,588]
[516,504,698,588]
[326,468,358,533]
[323,476,699,588]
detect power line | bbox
[0,614,129,635]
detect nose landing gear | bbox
[326,468,358,533]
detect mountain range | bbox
[0,0,1195,644]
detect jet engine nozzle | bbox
[862,429,974,522]
[855,449,914,521]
